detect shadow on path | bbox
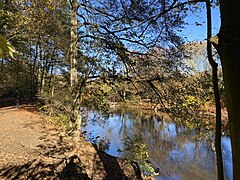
[0,113,141,180]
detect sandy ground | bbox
[0,104,143,180]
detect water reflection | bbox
[81,109,232,180]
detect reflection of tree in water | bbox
[82,110,110,128]
[83,109,218,179]
[119,110,216,178]
[118,112,127,142]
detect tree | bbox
[206,1,223,179]
[63,0,189,132]
[69,0,82,135]
[0,0,71,102]
[211,0,240,179]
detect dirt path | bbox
[0,105,44,164]
[0,105,142,180]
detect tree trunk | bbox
[40,65,46,96]
[39,50,46,96]
[218,0,240,179]
[69,0,81,136]
[51,74,55,97]
[48,62,54,90]
[1,58,4,75]
[206,1,224,179]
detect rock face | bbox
[0,105,143,180]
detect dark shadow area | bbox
[0,98,31,109]
[60,155,90,180]
[0,156,90,180]
[0,98,19,108]
[93,144,128,180]
[93,144,142,180]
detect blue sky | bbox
[183,6,221,42]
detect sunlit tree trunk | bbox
[39,50,47,96]
[48,62,54,90]
[216,0,240,179]
[69,0,81,136]
[40,63,46,96]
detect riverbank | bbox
[0,104,146,179]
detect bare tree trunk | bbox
[1,58,3,74]
[51,74,55,98]
[40,67,46,96]
[39,50,46,96]
[48,62,54,89]
[33,44,39,97]
[69,0,81,137]
[30,43,39,101]
[211,0,240,179]
[205,1,224,179]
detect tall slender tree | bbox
[69,0,82,136]
[205,0,223,179]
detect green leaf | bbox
[0,34,16,59]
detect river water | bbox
[81,109,232,180]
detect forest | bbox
[0,0,240,180]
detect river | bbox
[81,109,232,180]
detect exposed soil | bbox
[0,103,145,180]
